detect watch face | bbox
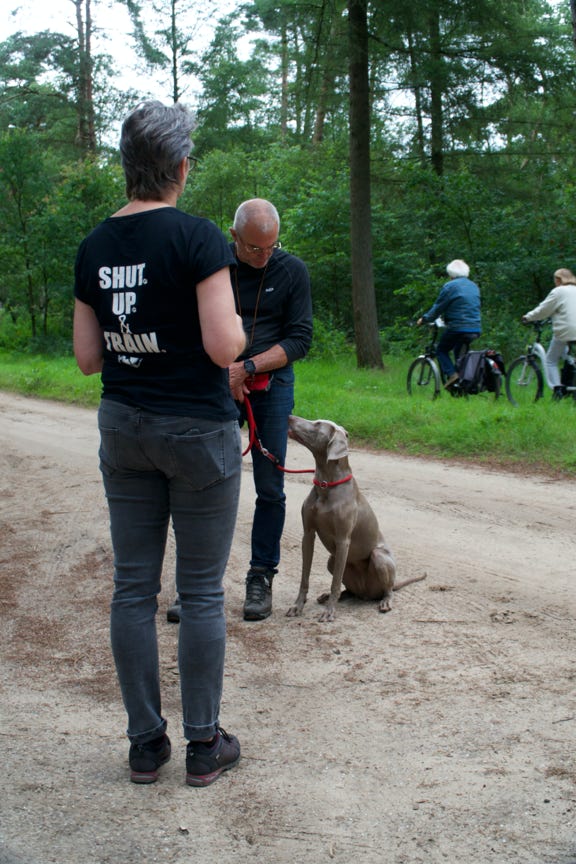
[244,360,256,374]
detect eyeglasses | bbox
[236,235,281,255]
[186,155,199,169]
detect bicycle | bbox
[406,321,503,401]
[505,319,576,406]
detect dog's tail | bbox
[393,572,427,592]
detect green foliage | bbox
[2,0,576,358]
[184,147,261,230]
[0,139,124,343]
[306,318,353,361]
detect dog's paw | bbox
[286,604,304,618]
[317,607,336,623]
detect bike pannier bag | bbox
[457,350,487,394]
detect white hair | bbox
[446,259,470,278]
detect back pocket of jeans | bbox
[164,427,228,491]
[98,425,120,475]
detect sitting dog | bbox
[286,415,426,622]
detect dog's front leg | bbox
[317,540,350,622]
[286,527,316,617]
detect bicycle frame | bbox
[526,340,551,387]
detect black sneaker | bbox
[243,567,274,620]
[553,386,565,401]
[186,728,241,787]
[129,733,171,784]
[167,598,181,623]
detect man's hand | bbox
[228,361,250,403]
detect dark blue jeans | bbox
[240,368,295,572]
[437,331,479,377]
[97,399,241,744]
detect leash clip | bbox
[259,445,279,465]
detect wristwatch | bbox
[243,359,257,375]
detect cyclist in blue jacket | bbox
[417,259,482,387]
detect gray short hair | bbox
[120,100,195,201]
[446,259,470,279]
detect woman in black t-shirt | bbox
[73,101,246,787]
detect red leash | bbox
[242,396,354,487]
[242,395,315,475]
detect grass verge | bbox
[1,349,575,475]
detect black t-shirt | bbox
[231,245,313,364]
[74,207,237,419]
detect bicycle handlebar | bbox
[522,318,551,330]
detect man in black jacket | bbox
[168,199,313,623]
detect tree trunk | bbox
[280,16,289,139]
[348,0,383,369]
[407,28,426,165]
[75,0,96,154]
[428,9,444,177]
[312,2,344,145]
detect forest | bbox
[1,0,576,366]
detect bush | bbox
[307,318,353,361]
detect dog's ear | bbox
[326,426,349,461]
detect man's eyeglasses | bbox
[186,155,199,169]
[236,235,281,255]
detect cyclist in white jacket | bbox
[522,268,576,399]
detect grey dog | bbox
[286,415,426,622]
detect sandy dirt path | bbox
[0,392,575,864]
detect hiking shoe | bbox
[167,598,181,623]
[186,728,241,787]
[243,567,274,620]
[553,386,565,401]
[129,734,171,784]
[444,372,459,389]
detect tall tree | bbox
[0,31,79,151]
[243,0,350,143]
[194,16,270,152]
[0,129,56,337]
[348,0,382,368]
[74,0,97,153]
[121,0,219,103]
[372,0,568,175]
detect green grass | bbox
[1,349,575,475]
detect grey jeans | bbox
[97,399,241,744]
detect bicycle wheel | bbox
[407,356,441,400]
[505,356,544,406]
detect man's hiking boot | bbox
[186,728,241,787]
[243,567,274,620]
[166,597,181,623]
[129,733,171,784]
